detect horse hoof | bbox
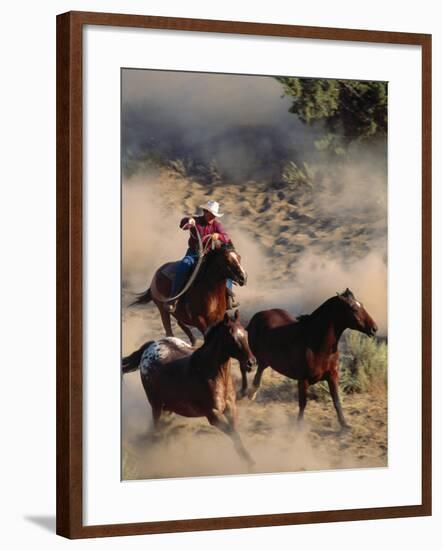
[340,423,351,433]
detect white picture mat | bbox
[83,25,422,526]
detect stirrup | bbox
[165,300,177,313]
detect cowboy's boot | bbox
[226,287,240,310]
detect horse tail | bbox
[122,341,155,374]
[130,287,152,307]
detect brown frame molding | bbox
[56,11,432,539]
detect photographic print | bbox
[121,68,388,481]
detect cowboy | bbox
[166,200,239,313]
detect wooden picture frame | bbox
[56,10,432,539]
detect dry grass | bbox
[308,332,388,400]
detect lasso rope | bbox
[150,226,215,304]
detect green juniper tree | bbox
[276,77,388,155]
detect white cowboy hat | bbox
[198,200,224,217]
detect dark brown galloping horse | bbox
[131,242,247,346]
[244,289,378,429]
[122,310,256,467]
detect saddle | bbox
[154,260,198,301]
[159,261,179,283]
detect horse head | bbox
[207,243,248,286]
[335,288,378,337]
[221,310,256,369]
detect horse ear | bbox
[344,287,354,298]
[234,309,240,320]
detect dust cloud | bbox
[122,69,318,182]
[237,248,387,334]
[122,174,187,291]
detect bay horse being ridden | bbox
[244,289,378,429]
[131,212,247,346]
[122,310,256,468]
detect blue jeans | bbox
[171,248,232,295]
[171,249,199,295]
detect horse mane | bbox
[195,242,236,284]
[203,320,224,342]
[309,295,342,318]
[298,292,354,351]
[190,320,227,371]
[206,241,236,257]
[296,314,311,324]
[293,296,341,337]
